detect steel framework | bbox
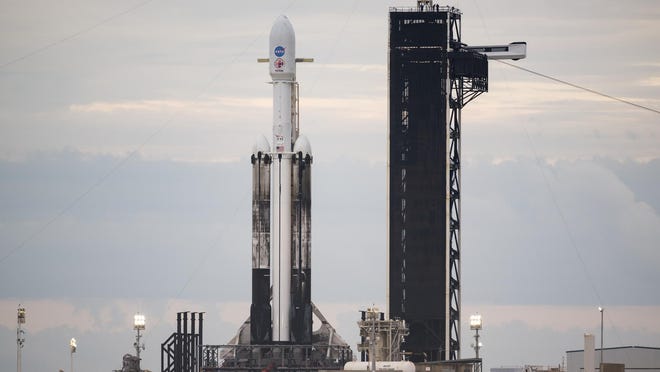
[357,308,409,362]
[161,312,204,372]
[213,302,352,372]
[201,344,351,371]
[388,4,487,362]
[447,12,488,362]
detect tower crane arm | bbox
[465,42,527,60]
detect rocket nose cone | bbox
[272,15,292,30]
[252,134,271,155]
[269,15,296,78]
[293,135,312,157]
[270,15,295,41]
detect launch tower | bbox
[388,1,525,362]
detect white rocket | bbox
[270,14,295,342]
[251,15,313,344]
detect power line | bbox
[522,126,605,307]
[130,2,301,343]
[469,1,609,310]
[0,3,288,266]
[504,59,639,353]
[306,0,361,94]
[1,0,155,69]
[497,60,660,115]
[0,149,138,265]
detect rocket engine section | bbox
[291,135,312,344]
[250,136,272,344]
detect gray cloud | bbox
[2,150,660,369]
[0,151,251,298]
[1,0,659,370]
[598,158,660,215]
[462,158,660,306]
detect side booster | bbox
[250,15,313,345]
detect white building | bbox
[492,366,560,372]
[566,346,660,372]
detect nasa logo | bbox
[274,58,285,69]
[274,46,285,57]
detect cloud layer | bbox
[1,0,659,371]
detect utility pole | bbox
[599,307,604,367]
[370,309,377,371]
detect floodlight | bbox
[470,314,482,330]
[470,314,483,359]
[133,312,146,368]
[134,313,146,330]
[18,306,26,324]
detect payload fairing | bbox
[250,15,313,345]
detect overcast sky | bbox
[1,0,659,371]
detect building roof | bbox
[566,345,660,353]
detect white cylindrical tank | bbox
[272,153,292,342]
[344,361,416,372]
[268,14,297,343]
[270,15,296,154]
[584,333,595,372]
[272,82,292,153]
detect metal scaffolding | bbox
[357,308,409,363]
[161,312,204,372]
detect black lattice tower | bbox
[388,5,487,362]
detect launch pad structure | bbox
[387,1,524,363]
[357,308,409,363]
[201,14,351,372]
[388,4,487,362]
[202,302,351,371]
[162,2,524,371]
